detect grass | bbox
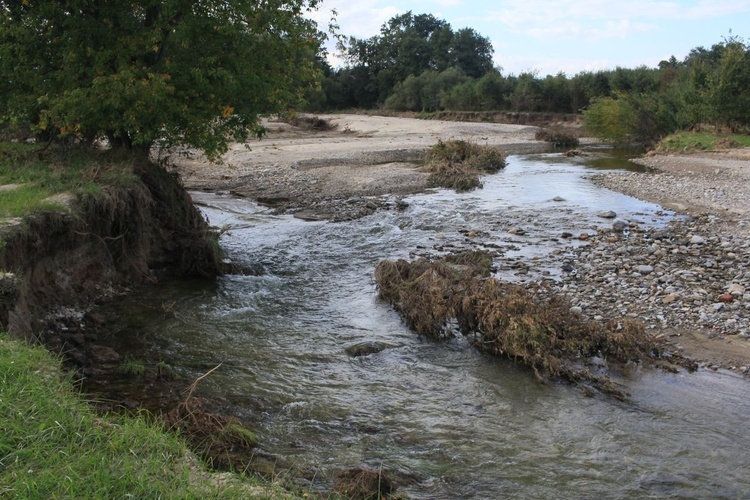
[0,333,297,498]
[656,130,750,152]
[0,142,139,219]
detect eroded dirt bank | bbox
[0,162,222,375]
[170,114,750,373]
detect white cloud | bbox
[308,1,401,39]
[487,0,750,39]
[497,53,614,76]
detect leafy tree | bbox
[509,72,542,111]
[583,96,636,146]
[474,70,509,110]
[0,0,322,159]
[441,79,480,110]
[711,40,750,130]
[450,28,494,78]
[341,12,494,106]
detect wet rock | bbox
[612,219,629,232]
[552,196,566,202]
[87,344,120,365]
[345,341,393,357]
[597,210,617,219]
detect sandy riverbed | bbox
[169,114,750,372]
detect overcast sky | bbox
[310,0,750,76]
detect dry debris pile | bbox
[375,251,657,398]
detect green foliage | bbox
[656,131,750,152]
[711,41,750,130]
[337,11,494,107]
[0,333,292,498]
[0,0,323,159]
[117,356,147,377]
[583,97,636,146]
[155,360,178,380]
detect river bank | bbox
[171,114,750,374]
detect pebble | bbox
[545,213,749,340]
[638,265,654,275]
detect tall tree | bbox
[0,0,322,159]
[342,12,494,105]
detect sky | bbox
[309,0,750,76]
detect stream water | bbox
[92,153,750,499]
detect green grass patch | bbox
[0,143,139,219]
[0,333,296,498]
[0,185,64,218]
[656,131,750,153]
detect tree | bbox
[711,40,750,130]
[341,12,494,106]
[0,0,322,159]
[450,28,493,78]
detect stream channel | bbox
[91,152,750,499]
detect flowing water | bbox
[93,153,750,499]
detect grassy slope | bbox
[656,131,750,152]
[0,144,296,497]
[0,143,139,219]
[0,333,297,498]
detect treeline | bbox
[308,12,750,145]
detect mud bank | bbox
[0,162,222,374]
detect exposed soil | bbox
[167,114,750,373]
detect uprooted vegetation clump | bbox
[374,252,658,398]
[163,397,258,471]
[534,127,581,149]
[425,140,506,192]
[283,114,337,131]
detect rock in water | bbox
[598,210,617,219]
[345,341,392,357]
[612,219,628,232]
